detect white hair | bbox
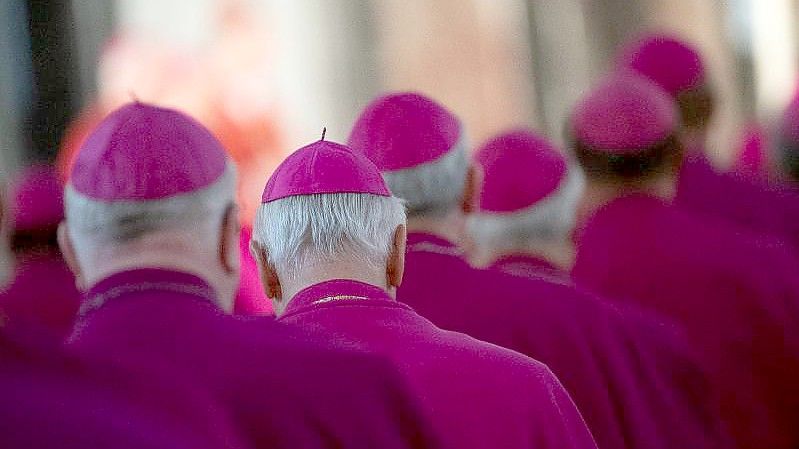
[64,163,237,265]
[467,166,585,253]
[252,193,406,282]
[381,136,469,218]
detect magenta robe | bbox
[401,233,727,449]
[0,327,246,449]
[0,251,80,341]
[677,154,799,250]
[490,252,732,448]
[69,268,439,449]
[278,278,598,449]
[572,194,799,449]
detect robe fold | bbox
[279,278,598,449]
[0,327,246,449]
[400,232,728,449]
[677,154,799,250]
[69,268,440,449]
[573,194,799,449]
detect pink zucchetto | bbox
[617,34,705,97]
[474,130,567,213]
[348,92,461,171]
[571,73,678,152]
[261,138,391,203]
[70,102,227,201]
[11,165,64,231]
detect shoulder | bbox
[434,325,552,375]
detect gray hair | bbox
[381,136,469,218]
[252,193,406,282]
[467,166,585,252]
[64,163,237,264]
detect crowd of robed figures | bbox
[4,32,799,449]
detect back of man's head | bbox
[569,73,682,187]
[617,33,713,133]
[348,92,468,218]
[60,102,239,307]
[251,139,406,314]
[467,129,584,267]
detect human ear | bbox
[219,204,241,276]
[387,224,407,289]
[461,164,482,214]
[250,240,283,308]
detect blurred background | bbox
[1,0,798,221]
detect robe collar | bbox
[81,268,218,315]
[281,279,411,319]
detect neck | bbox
[579,176,676,225]
[682,129,708,154]
[406,209,464,246]
[83,239,235,312]
[278,262,392,315]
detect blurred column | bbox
[0,0,30,175]
[266,0,379,145]
[25,0,81,163]
[579,0,645,72]
[726,0,757,119]
[643,0,744,164]
[70,0,115,104]
[526,0,593,144]
[372,0,537,145]
[747,0,798,120]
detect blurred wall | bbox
[373,0,538,146]
[9,0,798,170]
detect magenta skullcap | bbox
[571,73,678,152]
[348,92,461,171]
[261,138,391,203]
[11,165,64,231]
[70,102,228,201]
[618,34,705,97]
[474,130,567,213]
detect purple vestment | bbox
[400,232,727,449]
[278,278,598,449]
[0,251,80,340]
[1,165,80,340]
[0,327,245,449]
[677,154,799,250]
[573,194,799,449]
[69,268,439,449]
